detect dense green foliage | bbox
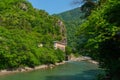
[77,0,120,79]
[56,0,98,52]
[0,0,65,69]
[56,8,86,49]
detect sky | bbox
[28,0,79,14]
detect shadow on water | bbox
[46,69,101,80]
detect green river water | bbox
[0,61,102,80]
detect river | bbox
[0,61,102,80]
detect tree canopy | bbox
[77,0,120,79]
[0,0,66,69]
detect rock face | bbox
[57,20,67,43]
[19,3,28,11]
[53,20,67,52]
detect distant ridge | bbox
[56,7,85,21]
[55,7,86,48]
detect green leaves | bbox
[0,0,66,69]
[78,0,120,48]
[76,0,120,79]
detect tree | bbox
[0,0,66,70]
[77,0,120,79]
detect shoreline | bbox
[69,55,98,64]
[0,61,66,76]
[0,56,98,76]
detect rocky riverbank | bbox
[69,55,98,64]
[0,61,66,76]
[0,56,98,76]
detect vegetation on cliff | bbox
[0,0,66,69]
[56,7,86,50]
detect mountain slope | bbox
[0,0,66,69]
[57,7,85,21]
[56,7,85,49]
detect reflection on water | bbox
[0,61,102,80]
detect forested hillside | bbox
[57,0,120,79]
[0,0,66,69]
[77,0,120,79]
[56,7,85,49]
